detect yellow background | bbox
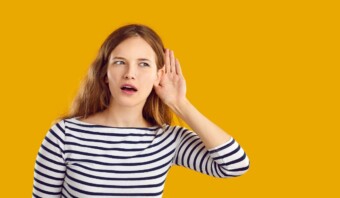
[1,0,339,197]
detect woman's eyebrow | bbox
[138,58,151,62]
[112,56,151,62]
[112,56,126,60]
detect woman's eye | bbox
[140,62,150,67]
[114,61,124,65]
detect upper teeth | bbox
[122,86,136,90]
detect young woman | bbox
[33,24,250,198]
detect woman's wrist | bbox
[168,98,191,118]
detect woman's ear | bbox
[154,67,164,86]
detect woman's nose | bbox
[124,66,136,79]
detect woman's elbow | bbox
[220,155,250,178]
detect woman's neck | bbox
[100,104,151,128]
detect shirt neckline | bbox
[68,117,162,130]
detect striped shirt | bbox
[33,117,250,198]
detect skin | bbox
[82,36,231,149]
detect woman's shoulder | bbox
[49,116,81,131]
[162,124,192,134]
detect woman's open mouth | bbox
[121,84,138,95]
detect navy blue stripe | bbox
[199,151,209,174]
[32,192,42,198]
[68,166,169,181]
[65,144,174,162]
[67,183,164,196]
[193,145,205,172]
[170,127,183,164]
[214,163,223,177]
[214,145,241,160]
[182,137,200,167]
[179,134,197,166]
[217,162,238,177]
[178,128,189,139]
[41,144,63,159]
[62,184,77,198]
[66,148,175,166]
[217,167,237,177]
[35,169,64,181]
[205,151,211,176]
[61,192,67,198]
[221,153,247,166]
[45,136,64,154]
[211,162,218,177]
[186,140,202,169]
[223,165,250,172]
[36,161,65,174]
[49,129,65,144]
[64,141,145,152]
[209,138,235,154]
[34,177,63,188]
[33,185,61,195]
[175,131,193,165]
[140,126,174,149]
[66,133,152,144]
[56,122,65,134]
[72,158,173,174]
[37,153,65,166]
[206,156,212,176]
[44,136,59,149]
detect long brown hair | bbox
[58,24,173,126]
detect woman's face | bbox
[106,36,162,107]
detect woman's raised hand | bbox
[154,49,187,108]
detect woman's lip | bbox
[121,89,137,95]
[121,83,138,91]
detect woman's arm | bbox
[155,49,233,149]
[155,49,249,177]
[33,120,66,197]
[169,98,231,149]
[171,126,249,177]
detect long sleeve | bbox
[33,120,66,198]
[171,127,250,178]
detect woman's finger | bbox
[164,48,170,73]
[175,58,182,76]
[170,50,176,73]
